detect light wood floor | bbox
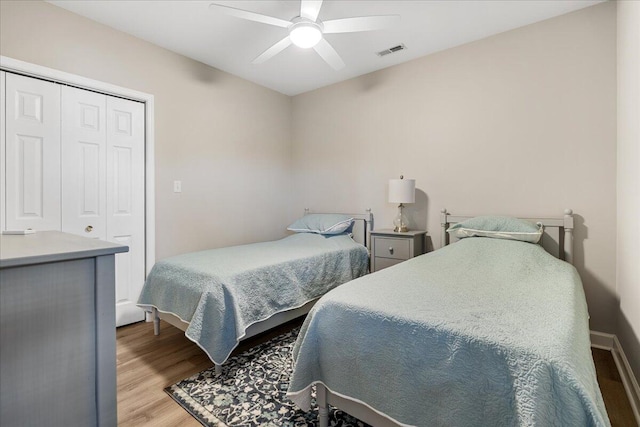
[117,319,638,426]
[592,348,638,427]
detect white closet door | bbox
[107,96,145,326]
[61,86,107,240]
[5,73,61,231]
[1,71,6,231]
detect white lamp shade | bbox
[388,178,415,204]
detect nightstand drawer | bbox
[373,237,411,260]
[373,257,403,271]
[369,229,427,273]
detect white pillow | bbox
[447,216,544,243]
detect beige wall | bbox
[617,1,640,380]
[1,1,624,338]
[291,3,617,333]
[0,0,292,260]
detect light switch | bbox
[173,180,182,193]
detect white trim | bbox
[0,56,152,102]
[590,331,640,424]
[0,55,156,277]
[590,330,615,350]
[144,101,156,275]
[612,335,640,424]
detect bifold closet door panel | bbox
[4,73,61,231]
[61,86,107,240]
[107,96,146,326]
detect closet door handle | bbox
[85,225,93,233]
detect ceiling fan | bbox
[209,0,400,70]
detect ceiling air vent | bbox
[377,44,406,57]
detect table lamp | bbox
[388,175,415,232]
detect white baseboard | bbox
[590,330,640,424]
[590,330,615,350]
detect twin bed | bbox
[287,209,610,426]
[137,210,373,374]
[139,208,610,426]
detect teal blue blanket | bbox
[288,237,610,426]
[138,233,368,364]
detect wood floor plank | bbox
[117,320,638,426]
[592,348,638,427]
[117,321,211,427]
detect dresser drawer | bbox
[373,237,411,260]
[373,257,404,271]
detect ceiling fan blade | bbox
[323,15,400,34]
[209,3,291,28]
[313,38,345,70]
[300,0,323,22]
[252,36,292,64]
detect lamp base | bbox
[392,203,409,232]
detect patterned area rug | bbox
[165,327,370,427]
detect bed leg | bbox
[317,383,329,427]
[152,307,160,336]
[214,364,222,376]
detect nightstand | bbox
[370,229,427,272]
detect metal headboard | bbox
[440,208,575,264]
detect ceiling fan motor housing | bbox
[289,17,324,48]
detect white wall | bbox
[617,0,640,380]
[0,1,293,260]
[291,2,618,333]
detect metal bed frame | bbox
[151,209,373,375]
[315,209,575,427]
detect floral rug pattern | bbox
[165,327,370,427]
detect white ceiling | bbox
[48,0,604,96]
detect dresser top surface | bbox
[0,231,128,268]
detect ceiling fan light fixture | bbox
[289,22,323,49]
[209,1,399,70]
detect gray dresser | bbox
[0,231,128,427]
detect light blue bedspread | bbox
[138,232,368,364]
[287,237,610,426]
